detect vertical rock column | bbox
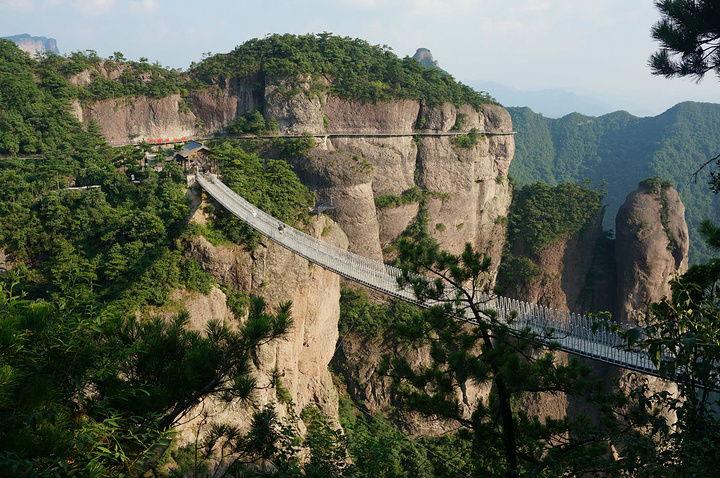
[615,184,689,324]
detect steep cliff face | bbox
[277,84,514,272]
[615,184,689,324]
[183,212,348,419]
[77,79,515,275]
[502,211,612,314]
[71,74,262,146]
[4,34,59,55]
[75,78,515,427]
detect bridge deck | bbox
[197,172,659,376]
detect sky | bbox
[2,0,720,117]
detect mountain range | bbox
[507,101,720,264]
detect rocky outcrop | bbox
[75,77,514,275]
[4,34,58,55]
[74,72,516,426]
[71,74,263,146]
[501,211,614,314]
[333,330,493,436]
[73,95,196,146]
[412,48,447,74]
[284,89,514,274]
[184,210,348,421]
[615,184,689,324]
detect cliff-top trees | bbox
[189,33,497,109]
[383,239,619,476]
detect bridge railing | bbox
[197,172,661,376]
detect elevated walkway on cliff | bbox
[196,172,661,377]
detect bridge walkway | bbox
[196,172,660,377]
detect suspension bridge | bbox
[196,172,660,376]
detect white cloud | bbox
[0,0,36,13]
[336,0,382,9]
[71,0,115,14]
[521,0,549,12]
[129,0,158,14]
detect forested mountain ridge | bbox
[508,102,720,264]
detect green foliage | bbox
[606,275,720,475]
[339,403,450,477]
[386,240,621,476]
[375,186,424,209]
[450,127,483,149]
[507,103,720,264]
[375,186,449,210]
[640,176,680,251]
[639,175,673,193]
[271,133,317,160]
[496,255,543,294]
[0,41,101,158]
[338,286,420,337]
[0,270,292,476]
[225,108,272,136]
[451,113,467,131]
[649,0,720,81]
[35,49,185,103]
[190,33,497,109]
[224,288,251,319]
[180,258,215,295]
[209,141,314,249]
[507,182,604,254]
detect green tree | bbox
[610,272,720,476]
[0,283,292,476]
[649,0,720,80]
[383,240,618,476]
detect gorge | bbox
[0,34,708,476]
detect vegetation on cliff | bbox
[383,240,623,476]
[11,32,499,112]
[0,39,306,475]
[207,140,314,249]
[508,102,720,264]
[189,33,497,109]
[506,181,604,255]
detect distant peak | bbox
[2,34,59,55]
[413,48,440,69]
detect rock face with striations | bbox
[76,77,515,278]
[615,183,689,324]
[501,210,613,315]
[183,211,348,420]
[4,34,59,55]
[73,73,515,425]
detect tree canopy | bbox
[649,0,720,80]
[189,33,497,109]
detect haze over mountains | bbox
[507,101,720,265]
[467,80,720,119]
[469,81,622,118]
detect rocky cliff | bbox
[501,210,614,314]
[76,78,515,277]
[615,183,689,324]
[4,34,59,56]
[182,200,348,424]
